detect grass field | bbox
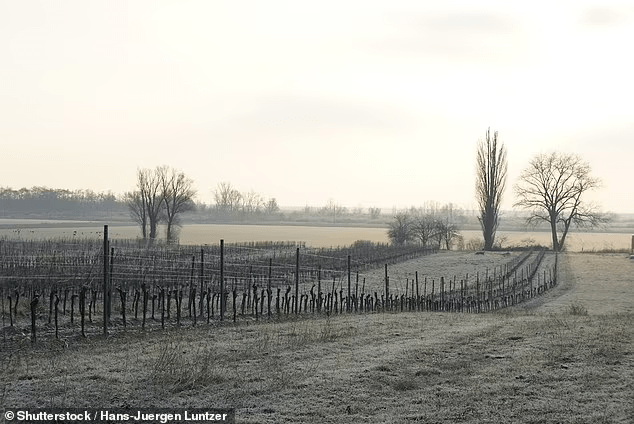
[1,253,633,423]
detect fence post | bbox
[220,239,225,321]
[355,271,359,312]
[295,247,300,314]
[347,255,351,312]
[108,247,114,321]
[268,258,272,318]
[80,286,86,337]
[200,248,204,317]
[423,278,427,311]
[384,264,389,308]
[415,272,419,311]
[476,270,478,313]
[30,295,38,343]
[317,265,322,313]
[103,225,109,336]
[441,277,445,311]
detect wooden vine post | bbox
[70,293,77,323]
[200,248,205,317]
[295,247,300,314]
[142,284,148,329]
[355,272,359,312]
[220,239,225,321]
[384,264,389,309]
[54,295,60,339]
[440,277,445,311]
[48,289,55,324]
[103,225,109,336]
[30,295,38,343]
[160,287,165,328]
[232,288,237,322]
[415,272,419,311]
[117,286,127,328]
[317,265,322,313]
[188,255,195,317]
[80,286,87,337]
[347,255,351,312]
[109,247,114,321]
[267,258,272,318]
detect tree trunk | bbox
[550,215,559,252]
[141,216,147,239]
[149,220,159,240]
[558,222,572,252]
[166,219,173,242]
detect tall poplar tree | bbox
[476,128,508,250]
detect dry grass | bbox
[1,253,633,423]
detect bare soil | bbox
[1,253,633,423]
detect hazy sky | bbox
[1,1,633,213]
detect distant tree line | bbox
[0,186,123,217]
[207,182,281,219]
[203,182,384,223]
[0,182,386,227]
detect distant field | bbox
[0,220,631,251]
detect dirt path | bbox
[516,253,634,315]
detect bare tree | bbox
[514,152,606,252]
[264,198,280,215]
[127,167,196,242]
[411,213,438,248]
[476,128,508,250]
[135,168,165,240]
[368,207,382,219]
[214,182,242,214]
[127,170,156,240]
[387,212,413,246]
[321,199,347,224]
[125,190,147,239]
[158,166,197,243]
[241,190,264,214]
[436,218,461,250]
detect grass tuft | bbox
[392,377,419,391]
[568,302,588,316]
[150,342,226,392]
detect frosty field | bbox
[1,251,632,423]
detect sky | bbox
[1,0,633,213]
